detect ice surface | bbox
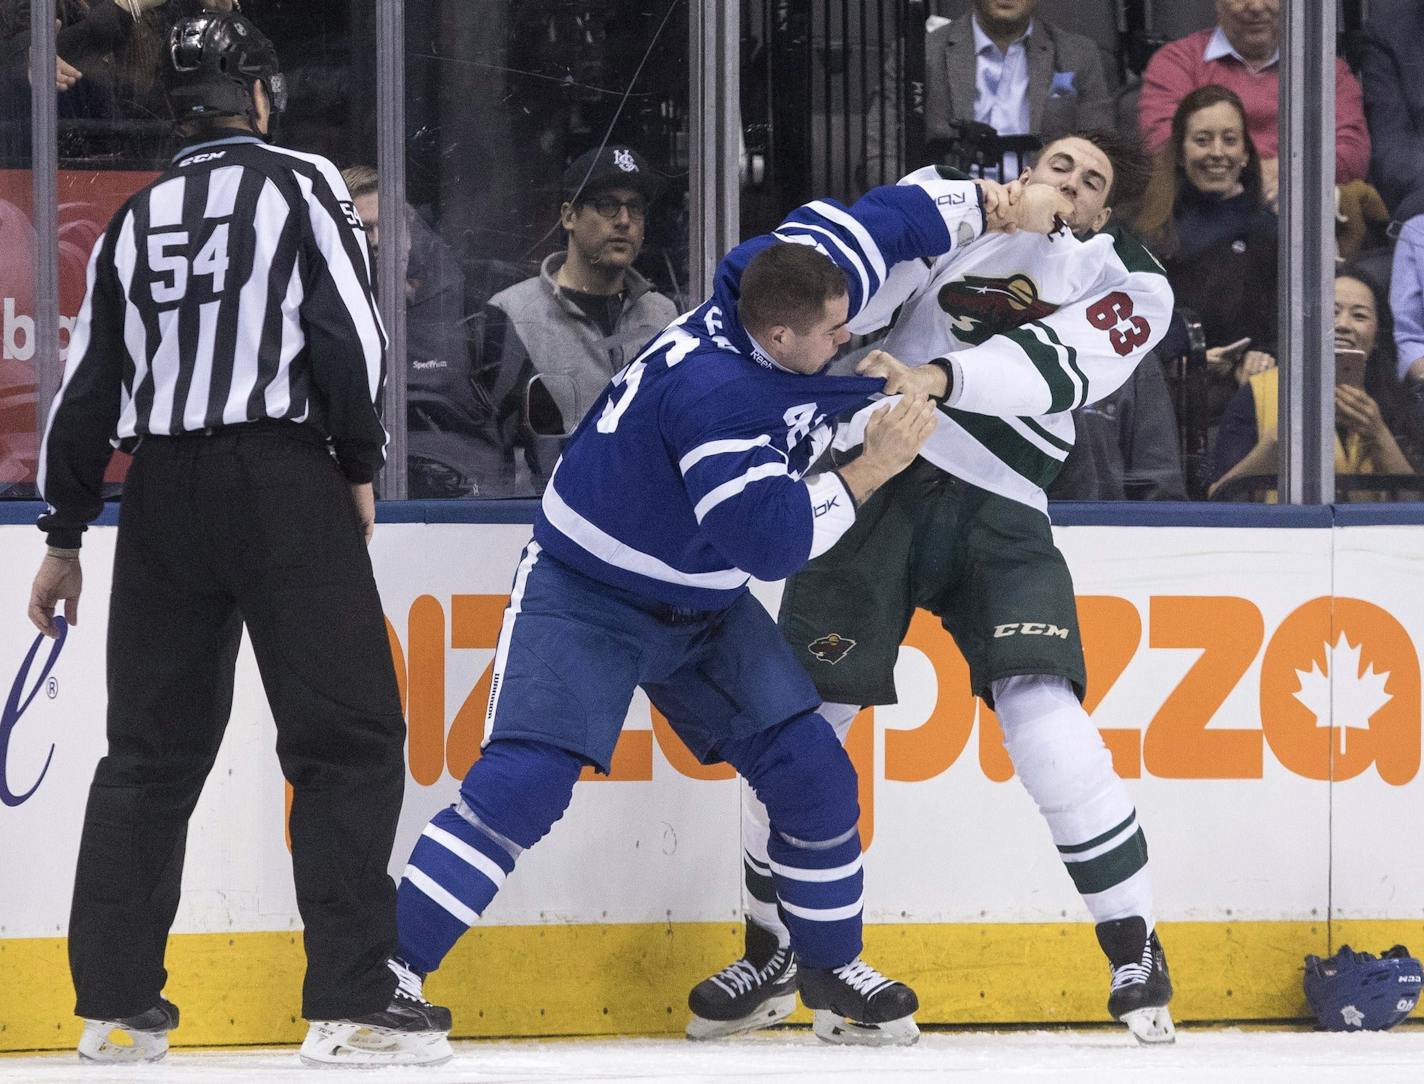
[3,1027,1421,1083]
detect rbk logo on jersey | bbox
[808,633,857,664]
[937,273,1057,345]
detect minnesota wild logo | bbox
[937,273,1057,345]
[808,633,857,665]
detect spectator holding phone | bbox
[1208,267,1417,499]
[1134,86,1277,427]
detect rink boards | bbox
[2,507,1422,1049]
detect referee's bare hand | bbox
[350,482,375,545]
[28,554,82,638]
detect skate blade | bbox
[686,992,798,1040]
[299,1020,454,1067]
[77,1020,170,1064]
[812,1009,920,1047]
[1120,1005,1176,1045]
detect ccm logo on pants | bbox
[993,622,1071,639]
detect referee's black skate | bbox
[78,997,179,1063]
[299,958,454,1067]
[1097,917,1176,1044]
[687,921,798,1039]
[799,956,920,1046]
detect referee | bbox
[26,11,450,1068]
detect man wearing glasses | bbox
[479,145,678,493]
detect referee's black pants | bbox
[68,422,406,1023]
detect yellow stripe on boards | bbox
[3,920,1422,1052]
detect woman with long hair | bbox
[1207,267,1418,500]
[1135,85,1279,425]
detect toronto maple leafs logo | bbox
[936,273,1058,345]
[808,634,856,664]
[1292,633,1394,757]
[1341,1004,1365,1028]
[612,148,638,172]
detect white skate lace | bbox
[388,958,430,1005]
[710,948,789,997]
[832,957,895,998]
[1109,941,1155,992]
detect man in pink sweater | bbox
[1138,0,1369,209]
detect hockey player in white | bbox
[689,131,1178,1045]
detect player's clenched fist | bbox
[857,348,949,400]
[1005,183,1073,235]
[861,393,938,476]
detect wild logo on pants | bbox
[808,633,857,664]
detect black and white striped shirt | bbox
[37,134,386,547]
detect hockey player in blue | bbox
[392,172,1071,1046]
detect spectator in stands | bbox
[1138,0,1370,211]
[0,0,237,155]
[1048,353,1187,501]
[477,145,678,494]
[863,0,1112,187]
[1360,0,1424,223]
[1389,217,1424,430]
[1208,267,1417,499]
[1135,85,1277,426]
[342,165,500,498]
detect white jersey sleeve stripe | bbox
[679,435,772,475]
[542,473,751,590]
[805,198,889,284]
[805,471,858,558]
[292,171,384,402]
[774,224,871,309]
[693,461,790,523]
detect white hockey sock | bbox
[739,702,858,948]
[992,675,1155,930]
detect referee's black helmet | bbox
[164,12,287,126]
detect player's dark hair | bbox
[1048,128,1152,212]
[739,243,848,336]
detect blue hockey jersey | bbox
[532,180,989,610]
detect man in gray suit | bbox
[864,0,1113,187]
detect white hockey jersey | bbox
[843,166,1175,513]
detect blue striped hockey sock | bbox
[397,803,518,974]
[396,738,583,974]
[765,825,864,969]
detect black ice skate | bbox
[1097,917,1176,1044]
[798,956,920,1047]
[78,997,179,1063]
[299,958,455,1067]
[686,921,798,1040]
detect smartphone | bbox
[1335,348,1367,388]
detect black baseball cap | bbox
[562,145,665,204]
